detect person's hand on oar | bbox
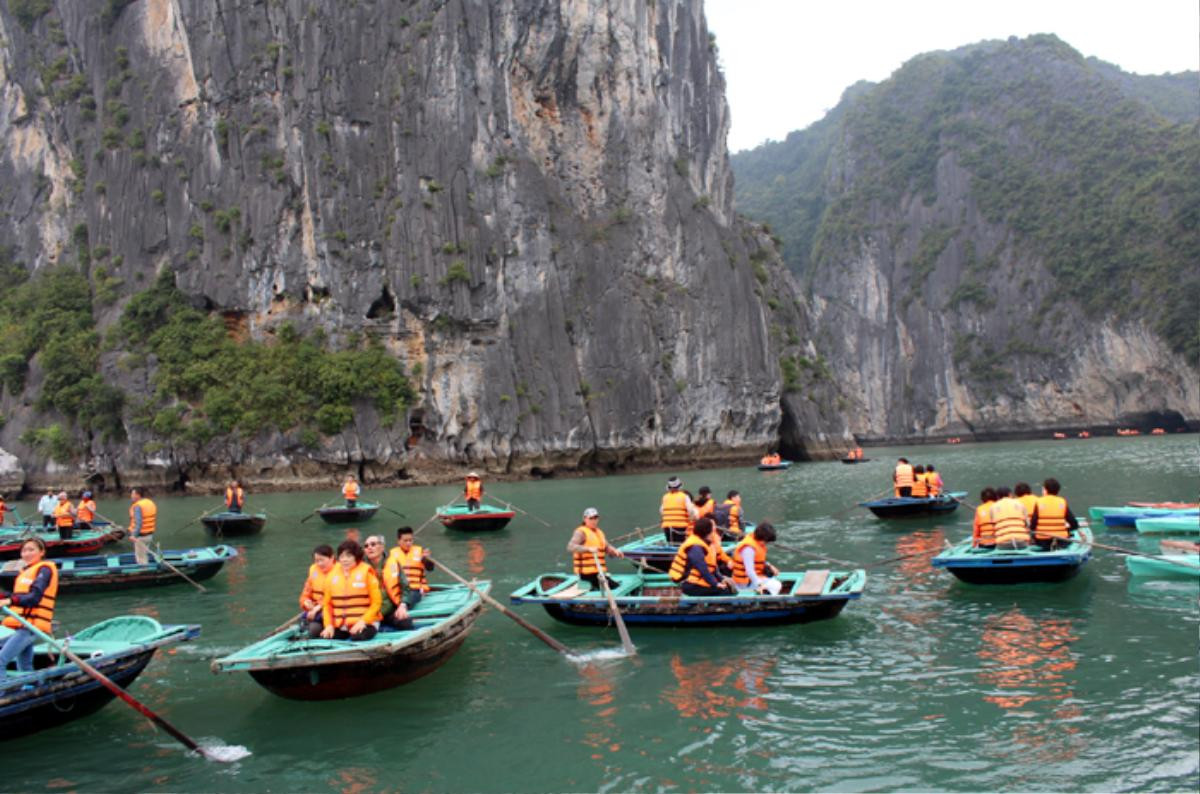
[93,512,208,593]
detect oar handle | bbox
[426,556,573,655]
[0,606,224,762]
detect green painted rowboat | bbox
[1125,552,1200,578]
[0,546,238,592]
[436,503,515,531]
[212,582,487,700]
[1134,515,1200,535]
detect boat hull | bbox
[542,596,850,627]
[437,505,515,532]
[201,513,266,536]
[861,493,965,519]
[840,458,871,464]
[0,529,121,560]
[757,462,791,471]
[0,547,237,593]
[1125,553,1200,578]
[932,529,1093,585]
[316,504,380,524]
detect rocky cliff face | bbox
[733,36,1199,441]
[0,0,844,493]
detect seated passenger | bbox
[732,522,781,593]
[924,465,942,497]
[972,488,998,549]
[1014,482,1038,518]
[668,518,734,597]
[692,487,715,522]
[989,486,1030,549]
[1030,478,1080,551]
[910,465,928,497]
[299,544,335,638]
[714,491,745,538]
[321,540,381,641]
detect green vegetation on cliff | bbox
[732,35,1200,361]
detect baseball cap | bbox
[667,477,681,489]
[582,507,599,519]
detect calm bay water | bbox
[6,435,1199,792]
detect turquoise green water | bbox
[5,435,1198,792]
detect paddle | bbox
[93,512,208,594]
[300,500,332,523]
[414,498,459,537]
[1089,539,1200,570]
[773,542,859,569]
[425,555,574,656]
[491,495,552,528]
[591,551,635,655]
[0,606,227,762]
[179,505,220,531]
[381,506,407,520]
[832,486,893,519]
[253,613,303,644]
[865,544,949,569]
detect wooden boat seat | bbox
[549,584,588,599]
[794,570,830,596]
[641,587,680,600]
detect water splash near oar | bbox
[566,646,636,664]
[193,740,253,763]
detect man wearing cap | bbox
[660,477,696,545]
[464,472,483,511]
[567,508,624,591]
[76,490,97,530]
[52,491,77,540]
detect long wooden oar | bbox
[426,555,574,655]
[300,500,332,523]
[1,606,227,762]
[414,498,459,537]
[773,542,859,568]
[1089,539,1200,570]
[591,551,635,655]
[94,512,208,594]
[832,486,893,518]
[381,505,407,520]
[179,505,219,531]
[492,496,551,527]
[865,544,948,568]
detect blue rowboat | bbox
[510,569,865,627]
[757,461,792,471]
[860,491,967,519]
[212,583,487,700]
[201,511,266,536]
[436,503,514,531]
[1088,506,1198,528]
[0,615,199,740]
[0,546,238,593]
[617,534,741,573]
[316,502,381,524]
[931,528,1093,584]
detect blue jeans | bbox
[0,628,38,672]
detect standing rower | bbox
[660,477,695,545]
[463,472,484,511]
[567,507,624,591]
[893,458,914,497]
[225,480,245,514]
[52,492,76,541]
[342,475,360,507]
[76,491,97,530]
[129,487,157,565]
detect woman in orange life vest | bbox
[893,458,914,497]
[463,472,484,511]
[1030,478,1080,551]
[225,480,244,513]
[567,507,625,591]
[342,475,360,507]
[692,486,715,522]
[299,544,335,638]
[321,539,382,641]
[972,488,998,549]
[0,538,58,673]
[75,491,97,530]
[732,522,781,594]
[924,465,943,497]
[668,517,735,597]
[52,491,76,541]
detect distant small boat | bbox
[1134,516,1199,536]
[1089,506,1198,528]
[839,457,871,464]
[1126,501,1198,510]
[200,511,267,537]
[757,460,791,471]
[0,527,123,560]
[212,583,487,700]
[510,569,865,627]
[0,615,199,740]
[0,546,238,593]
[931,528,1093,584]
[859,492,966,519]
[616,534,742,573]
[436,503,515,531]
[315,503,381,524]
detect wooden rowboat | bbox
[200,511,266,537]
[617,535,740,574]
[931,528,1093,584]
[1088,506,1198,527]
[1127,501,1198,510]
[436,503,515,532]
[510,569,865,627]
[1125,552,1200,578]
[859,491,966,519]
[0,546,238,593]
[315,502,381,524]
[212,583,487,700]
[1134,515,1199,535]
[0,527,123,560]
[0,616,199,740]
[839,457,872,464]
[757,461,792,471]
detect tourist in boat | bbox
[732,522,781,594]
[464,472,484,511]
[52,491,76,541]
[75,490,96,530]
[342,475,360,507]
[1030,478,1080,551]
[924,465,942,497]
[300,544,335,638]
[714,491,745,538]
[693,486,715,522]
[321,539,382,641]
[668,518,734,597]
[364,534,408,628]
[225,480,245,514]
[910,466,928,498]
[853,446,864,460]
[1014,482,1038,517]
[37,489,56,529]
[660,477,696,544]
[972,488,998,549]
[989,486,1030,549]
[567,507,624,591]
[0,538,58,673]
[894,458,914,497]
[129,487,157,565]
[387,526,434,609]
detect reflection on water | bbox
[577,662,621,758]
[467,538,487,575]
[661,653,776,721]
[328,766,378,794]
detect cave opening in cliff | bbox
[776,397,807,461]
[367,285,396,320]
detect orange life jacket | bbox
[225,486,244,509]
[323,561,381,629]
[2,560,58,633]
[661,491,690,529]
[464,479,482,500]
[990,498,1029,545]
[299,562,330,609]
[731,536,767,585]
[388,544,431,595]
[571,525,609,576]
[1033,494,1070,541]
[130,498,157,536]
[53,500,75,528]
[694,499,714,520]
[721,499,742,533]
[974,501,996,545]
[342,481,359,500]
[1018,493,1038,517]
[911,475,928,498]
[926,472,941,497]
[760,455,772,465]
[76,499,96,523]
[668,535,715,586]
[894,463,914,488]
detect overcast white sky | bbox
[705,0,1200,152]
